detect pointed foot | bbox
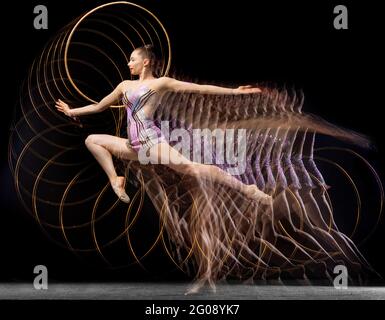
[111,176,130,203]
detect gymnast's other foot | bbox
[111,176,130,203]
[184,279,207,295]
[244,185,272,205]
[184,284,202,295]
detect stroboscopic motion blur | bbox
[8,2,383,293]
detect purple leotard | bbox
[122,85,166,153]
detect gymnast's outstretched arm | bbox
[55,81,126,118]
[160,76,261,95]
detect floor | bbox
[1,282,385,300]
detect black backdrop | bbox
[1,0,384,283]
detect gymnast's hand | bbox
[234,85,262,94]
[55,99,80,123]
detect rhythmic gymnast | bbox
[55,44,272,205]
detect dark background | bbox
[0,0,384,283]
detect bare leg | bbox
[84,135,271,204]
[85,134,138,203]
[149,142,272,204]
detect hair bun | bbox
[144,44,154,50]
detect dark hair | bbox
[135,44,164,77]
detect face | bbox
[127,50,149,75]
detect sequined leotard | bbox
[122,84,166,152]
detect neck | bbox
[139,69,155,82]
